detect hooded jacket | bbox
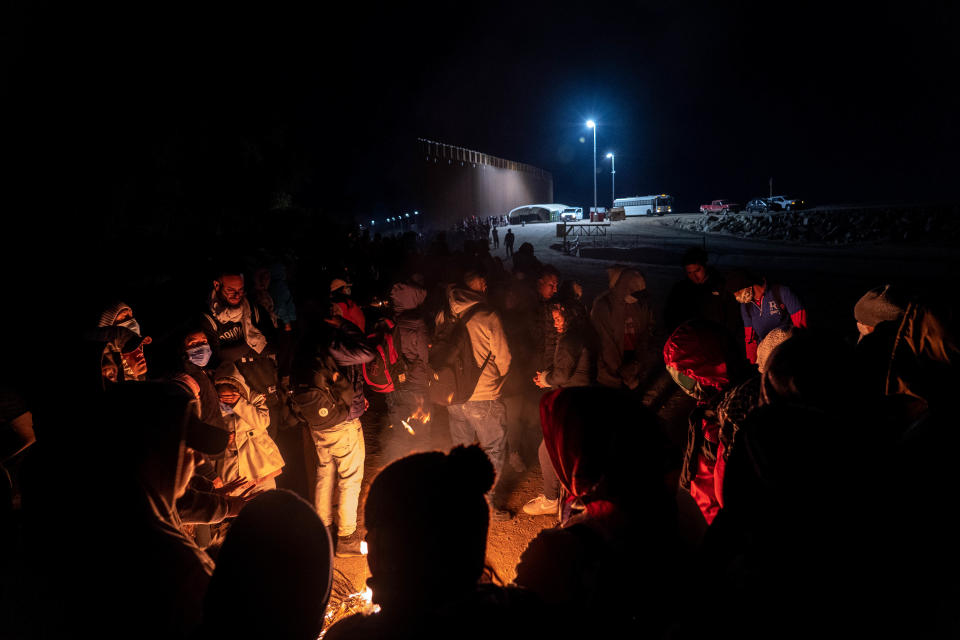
[664,320,750,521]
[444,286,512,402]
[327,320,377,419]
[544,323,592,388]
[390,281,430,388]
[214,364,284,484]
[590,269,655,388]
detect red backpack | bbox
[362,319,408,393]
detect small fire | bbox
[401,420,416,435]
[360,540,368,555]
[410,405,431,423]
[362,587,373,603]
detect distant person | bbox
[504,228,515,258]
[663,247,742,340]
[726,270,807,364]
[491,226,499,249]
[330,278,366,332]
[591,269,655,390]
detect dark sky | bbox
[5,0,958,221]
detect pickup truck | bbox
[767,195,805,211]
[699,199,740,214]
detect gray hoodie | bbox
[443,286,513,402]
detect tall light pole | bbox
[605,152,615,207]
[586,120,597,216]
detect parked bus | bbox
[613,194,674,216]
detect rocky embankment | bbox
[668,204,960,245]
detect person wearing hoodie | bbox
[389,277,431,438]
[97,301,153,381]
[591,268,655,390]
[663,319,751,524]
[305,307,377,557]
[439,280,512,520]
[214,363,284,491]
[524,302,593,516]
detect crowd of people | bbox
[1,225,957,638]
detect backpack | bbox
[290,354,355,430]
[427,304,491,406]
[362,319,408,394]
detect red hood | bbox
[539,387,667,518]
[663,320,734,392]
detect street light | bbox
[586,120,597,216]
[605,153,615,207]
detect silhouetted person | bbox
[515,387,683,638]
[503,228,515,257]
[324,445,547,640]
[200,490,333,640]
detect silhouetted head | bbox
[202,490,332,640]
[364,445,494,609]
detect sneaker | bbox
[522,495,559,516]
[335,531,365,558]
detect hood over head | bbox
[539,387,671,519]
[98,301,134,328]
[757,327,792,374]
[664,319,744,395]
[447,285,484,317]
[391,281,427,313]
[213,362,251,400]
[612,269,646,300]
[854,284,907,328]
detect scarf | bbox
[208,291,267,354]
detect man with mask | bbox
[330,278,365,332]
[202,268,283,438]
[591,268,655,390]
[726,270,806,364]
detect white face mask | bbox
[734,288,754,304]
[118,318,141,336]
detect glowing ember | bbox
[400,419,416,435]
[360,540,368,555]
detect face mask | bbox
[186,344,212,367]
[219,401,235,416]
[667,365,708,401]
[734,287,754,304]
[118,318,141,336]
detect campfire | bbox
[388,405,431,437]
[321,571,380,637]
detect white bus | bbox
[613,194,674,216]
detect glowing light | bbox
[606,152,614,159]
[586,119,595,129]
[360,541,368,555]
[401,419,415,435]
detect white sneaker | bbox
[522,494,559,516]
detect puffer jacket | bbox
[590,269,655,389]
[545,324,592,388]
[214,364,284,484]
[390,281,430,388]
[444,286,512,402]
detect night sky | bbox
[5,0,958,224]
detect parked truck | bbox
[699,199,740,215]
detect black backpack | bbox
[428,304,491,406]
[362,319,408,393]
[290,354,355,430]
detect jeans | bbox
[447,399,506,480]
[310,418,364,536]
[538,440,560,500]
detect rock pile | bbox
[669,204,960,245]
